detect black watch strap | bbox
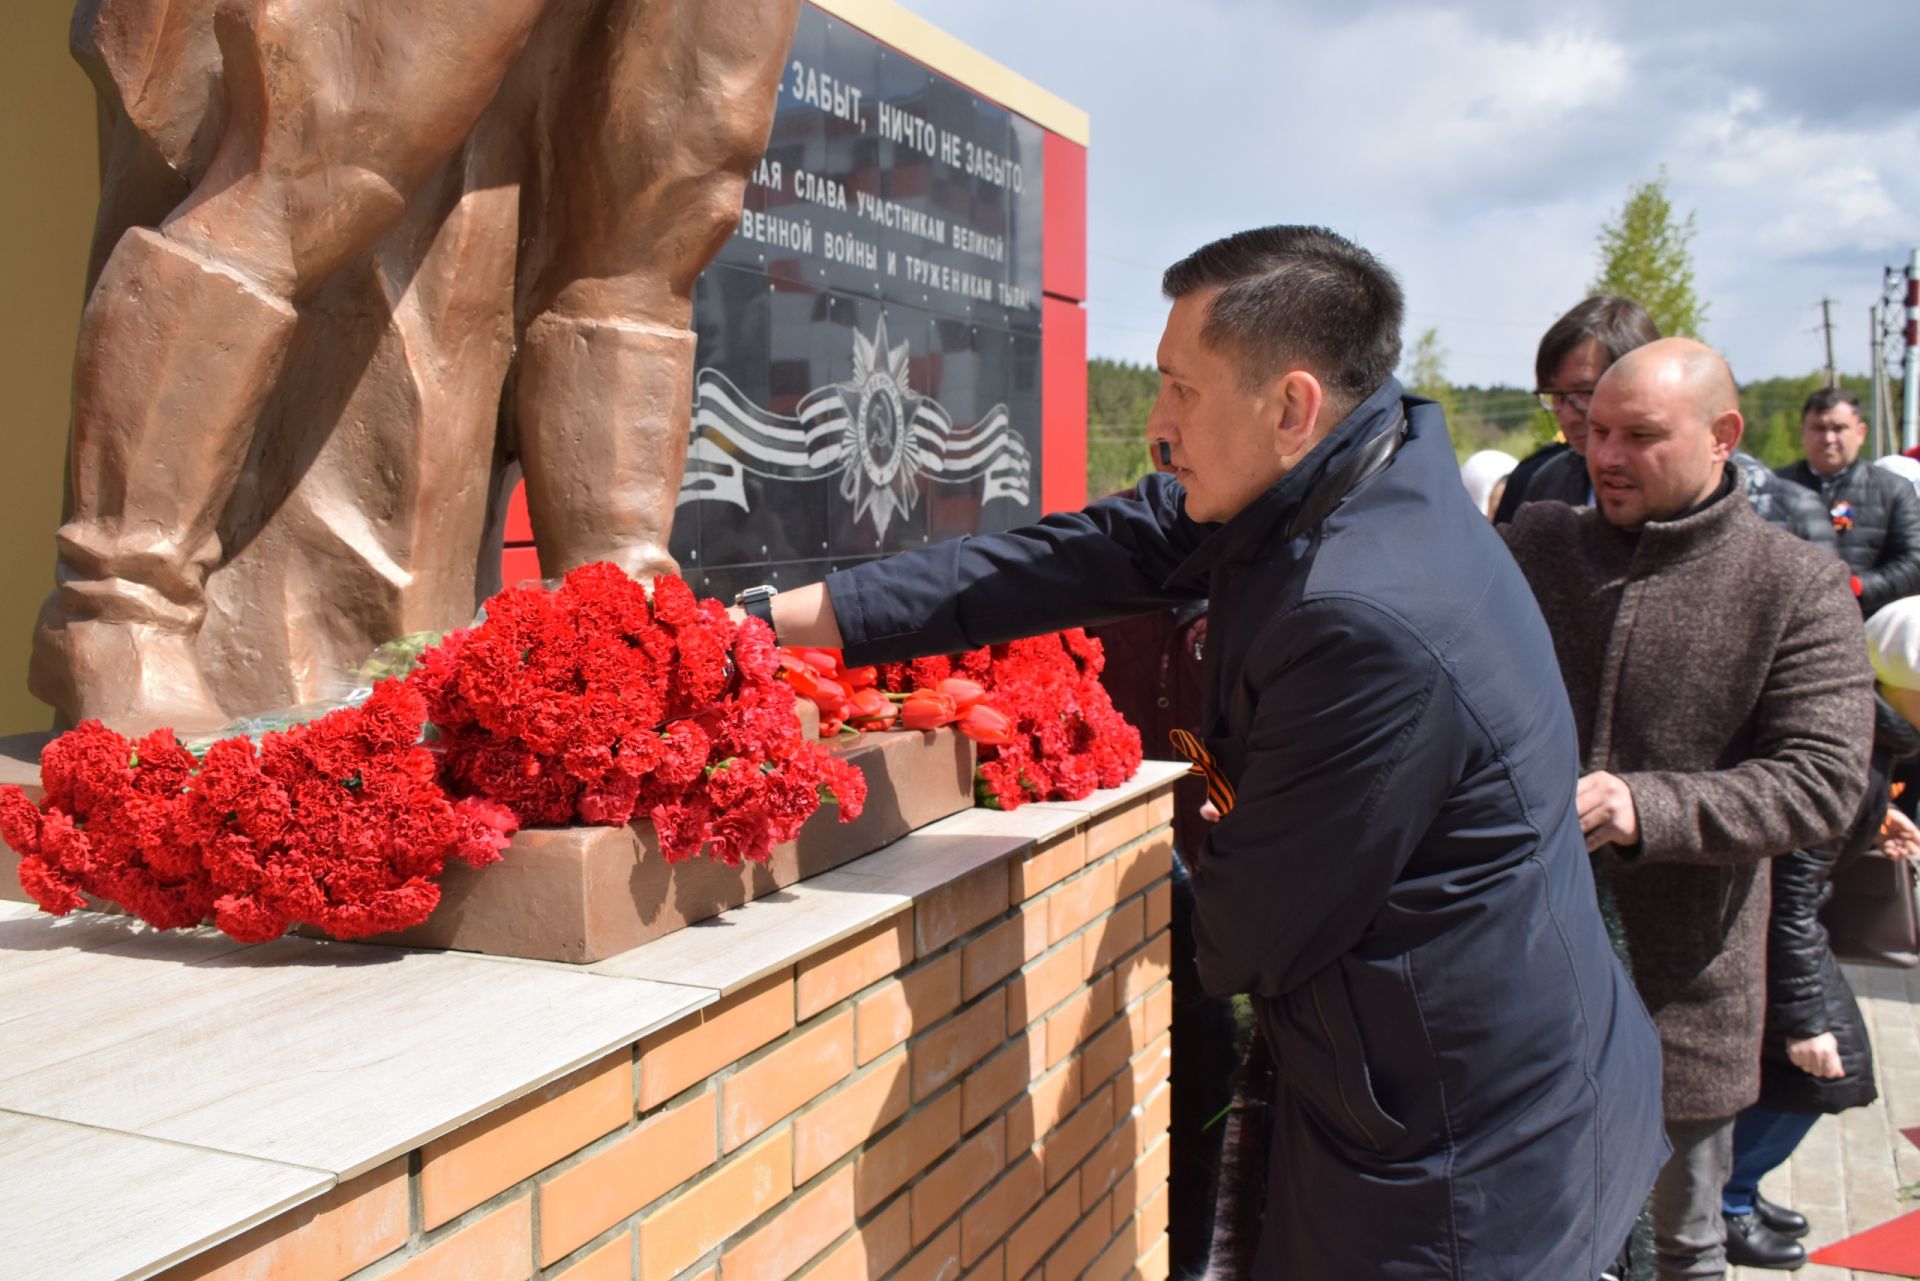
[736,585,778,631]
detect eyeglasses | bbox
[1534,389,1595,414]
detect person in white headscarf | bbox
[1873,453,1920,495]
[1459,449,1518,520]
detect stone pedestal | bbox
[366,727,974,962]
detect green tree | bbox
[1086,357,1157,497]
[1404,327,1461,425]
[1590,168,1708,339]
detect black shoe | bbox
[1724,1211,1808,1269]
[1755,1192,1810,1239]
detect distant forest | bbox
[1087,357,1900,496]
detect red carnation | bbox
[861,630,1140,810]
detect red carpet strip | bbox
[1803,1126,1920,1275]
[1809,1208,1920,1276]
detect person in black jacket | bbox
[1719,612,1920,1267]
[1775,388,1920,617]
[1492,295,1658,521]
[750,225,1667,1279]
[1705,451,1859,1269]
[1731,452,1838,556]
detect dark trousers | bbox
[1721,1106,1821,1215]
[1169,852,1243,1278]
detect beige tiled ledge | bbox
[0,1111,332,1281]
[0,761,1185,1281]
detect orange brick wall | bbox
[158,787,1175,1281]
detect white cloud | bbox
[1683,94,1917,257]
[905,0,1920,385]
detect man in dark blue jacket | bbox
[754,226,1667,1279]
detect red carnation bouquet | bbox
[0,681,515,943]
[778,629,1142,810]
[1,565,865,940]
[412,564,864,864]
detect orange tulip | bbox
[847,687,897,727]
[809,676,850,717]
[797,648,842,676]
[779,662,823,701]
[900,689,958,731]
[957,702,1014,746]
[936,677,986,712]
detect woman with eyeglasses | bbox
[1491,296,1659,522]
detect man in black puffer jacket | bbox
[1775,387,1920,617]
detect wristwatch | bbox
[735,584,778,633]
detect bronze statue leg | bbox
[37,0,549,731]
[514,0,801,581]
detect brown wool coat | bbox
[1505,484,1874,1121]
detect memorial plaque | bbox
[676,4,1046,602]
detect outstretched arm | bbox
[813,474,1210,665]
[768,583,844,649]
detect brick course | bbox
[638,972,795,1110]
[720,1008,854,1151]
[419,1051,630,1229]
[538,1089,717,1265]
[796,914,915,1020]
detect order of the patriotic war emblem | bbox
[678,316,1032,540]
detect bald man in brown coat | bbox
[1504,339,1874,1281]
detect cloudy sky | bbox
[906,0,1920,387]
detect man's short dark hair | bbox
[1802,386,1863,420]
[1161,226,1403,405]
[1534,295,1659,388]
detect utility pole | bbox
[1906,249,1920,452]
[1872,304,1889,457]
[1821,297,1837,388]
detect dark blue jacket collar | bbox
[1165,377,1409,585]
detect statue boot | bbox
[515,314,697,582]
[30,228,298,733]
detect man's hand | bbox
[1576,771,1640,852]
[1787,1031,1845,1080]
[1881,806,1920,861]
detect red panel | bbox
[504,479,533,544]
[1042,132,1087,304]
[500,545,543,588]
[1042,294,1087,514]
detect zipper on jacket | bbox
[1310,979,1381,1152]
